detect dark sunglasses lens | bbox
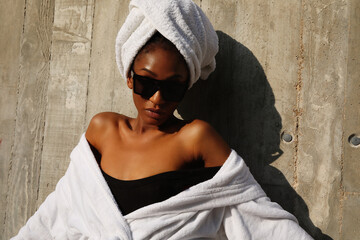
[134,77,157,99]
[161,83,187,101]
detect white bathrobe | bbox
[12,134,313,239]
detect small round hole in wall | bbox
[348,134,360,148]
[281,132,293,143]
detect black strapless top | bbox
[101,166,220,215]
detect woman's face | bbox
[127,44,189,126]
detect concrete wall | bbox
[0,0,358,239]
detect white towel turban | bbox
[115,0,219,89]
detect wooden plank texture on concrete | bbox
[2,0,55,238]
[262,0,301,188]
[298,1,348,239]
[255,2,316,232]
[343,0,360,193]
[341,194,360,239]
[111,2,138,118]
[37,0,94,206]
[0,0,26,237]
[342,0,360,238]
[85,0,132,125]
[198,1,321,236]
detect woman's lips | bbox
[145,108,163,119]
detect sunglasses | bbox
[131,70,188,102]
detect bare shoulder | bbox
[88,112,126,127]
[180,119,219,143]
[180,119,231,167]
[85,112,127,152]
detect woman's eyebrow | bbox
[140,68,158,77]
[139,68,183,80]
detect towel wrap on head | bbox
[115,0,219,89]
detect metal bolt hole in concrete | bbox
[281,132,293,143]
[348,134,360,147]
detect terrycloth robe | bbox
[12,134,313,239]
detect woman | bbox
[87,31,230,185]
[13,0,312,239]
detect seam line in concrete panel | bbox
[48,1,55,63]
[293,0,305,190]
[34,0,56,205]
[2,0,28,234]
[22,0,28,34]
[339,134,345,236]
[338,2,353,236]
[83,0,96,129]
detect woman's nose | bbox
[149,90,165,105]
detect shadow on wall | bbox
[177,31,331,240]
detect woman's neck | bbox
[130,115,179,135]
